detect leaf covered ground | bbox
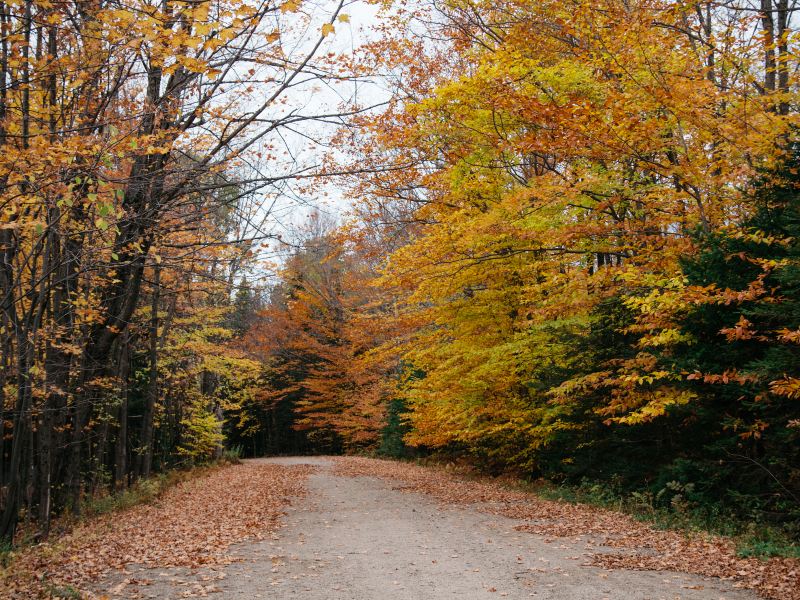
[1,462,312,599]
[333,457,799,600]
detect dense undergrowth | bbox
[532,478,800,560]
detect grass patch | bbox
[81,453,242,519]
[0,538,13,569]
[737,539,800,559]
[80,475,170,519]
[221,444,244,464]
[528,478,800,560]
[44,583,82,599]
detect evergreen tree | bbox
[669,151,800,522]
[230,277,257,336]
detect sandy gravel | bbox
[103,456,758,599]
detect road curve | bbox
[103,456,758,599]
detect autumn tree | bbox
[240,211,400,452]
[312,0,800,525]
[0,0,364,541]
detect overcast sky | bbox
[235,0,391,281]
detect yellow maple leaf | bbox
[280,0,300,12]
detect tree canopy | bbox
[1,0,799,548]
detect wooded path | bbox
[95,457,757,599]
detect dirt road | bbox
[108,456,756,599]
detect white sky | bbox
[238,0,392,277]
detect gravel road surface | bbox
[103,457,757,599]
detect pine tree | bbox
[663,150,800,521]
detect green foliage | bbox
[44,583,82,599]
[82,477,161,518]
[737,538,800,560]
[179,404,225,462]
[80,467,217,519]
[534,477,800,559]
[0,538,13,568]
[379,399,413,458]
[521,154,800,545]
[222,445,244,464]
[662,158,800,527]
[228,277,258,336]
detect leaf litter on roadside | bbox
[334,457,799,600]
[1,462,313,599]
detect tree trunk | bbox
[115,334,130,490]
[138,264,160,479]
[0,336,33,541]
[761,0,777,93]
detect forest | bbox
[0,0,799,557]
